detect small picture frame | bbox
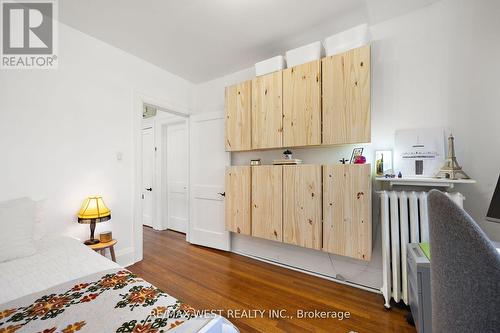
[350,148,364,164]
[375,150,393,176]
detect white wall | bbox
[194,0,500,289]
[369,0,500,241]
[0,23,194,266]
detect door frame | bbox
[155,117,188,232]
[133,93,190,263]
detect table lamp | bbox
[77,196,111,245]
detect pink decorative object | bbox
[354,155,366,164]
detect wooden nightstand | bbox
[88,239,117,262]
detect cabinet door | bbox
[323,164,371,261]
[283,165,322,250]
[251,165,282,241]
[225,166,251,235]
[322,45,371,145]
[251,72,283,149]
[225,81,252,151]
[283,60,321,147]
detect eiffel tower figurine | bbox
[434,134,470,179]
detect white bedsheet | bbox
[0,235,119,304]
[0,236,239,332]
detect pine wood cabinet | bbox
[225,163,372,260]
[224,45,371,150]
[322,164,372,261]
[223,45,373,259]
[251,72,283,149]
[225,80,252,151]
[225,166,251,235]
[251,165,282,242]
[283,165,322,250]
[322,45,371,145]
[283,60,321,147]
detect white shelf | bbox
[375,177,476,189]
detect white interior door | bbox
[166,122,188,233]
[189,112,230,251]
[142,127,154,227]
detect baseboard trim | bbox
[116,247,135,267]
[232,250,381,294]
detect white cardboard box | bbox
[324,24,370,56]
[255,55,286,76]
[285,41,324,68]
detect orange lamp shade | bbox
[77,196,111,224]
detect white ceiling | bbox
[59,0,441,83]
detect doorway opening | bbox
[141,104,189,237]
[135,96,230,263]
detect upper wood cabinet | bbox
[225,81,252,151]
[225,166,251,235]
[224,44,371,151]
[322,164,372,261]
[283,60,321,147]
[283,165,322,250]
[251,165,282,242]
[251,71,283,149]
[322,45,371,145]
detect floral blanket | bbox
[0,269,214,333]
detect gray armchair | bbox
[428,190,500,333]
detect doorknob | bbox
[218,192,225,197]
[146,188,152,191]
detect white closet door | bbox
[189,112,230,251]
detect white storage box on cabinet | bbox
[285,41,324,68]
[255,55,286,76]
[324,24,370,56]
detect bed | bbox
[0,235,238,333]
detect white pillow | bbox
[33,199,47,240]
[0,197,37,262]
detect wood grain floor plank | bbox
[128,227,415,333]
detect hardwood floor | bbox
[128,227,415,333]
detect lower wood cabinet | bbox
[224,163,372,261]
[283,165,322,250]
[251,165,283,242]
[225,166,251,235]
[322,164,372,261]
